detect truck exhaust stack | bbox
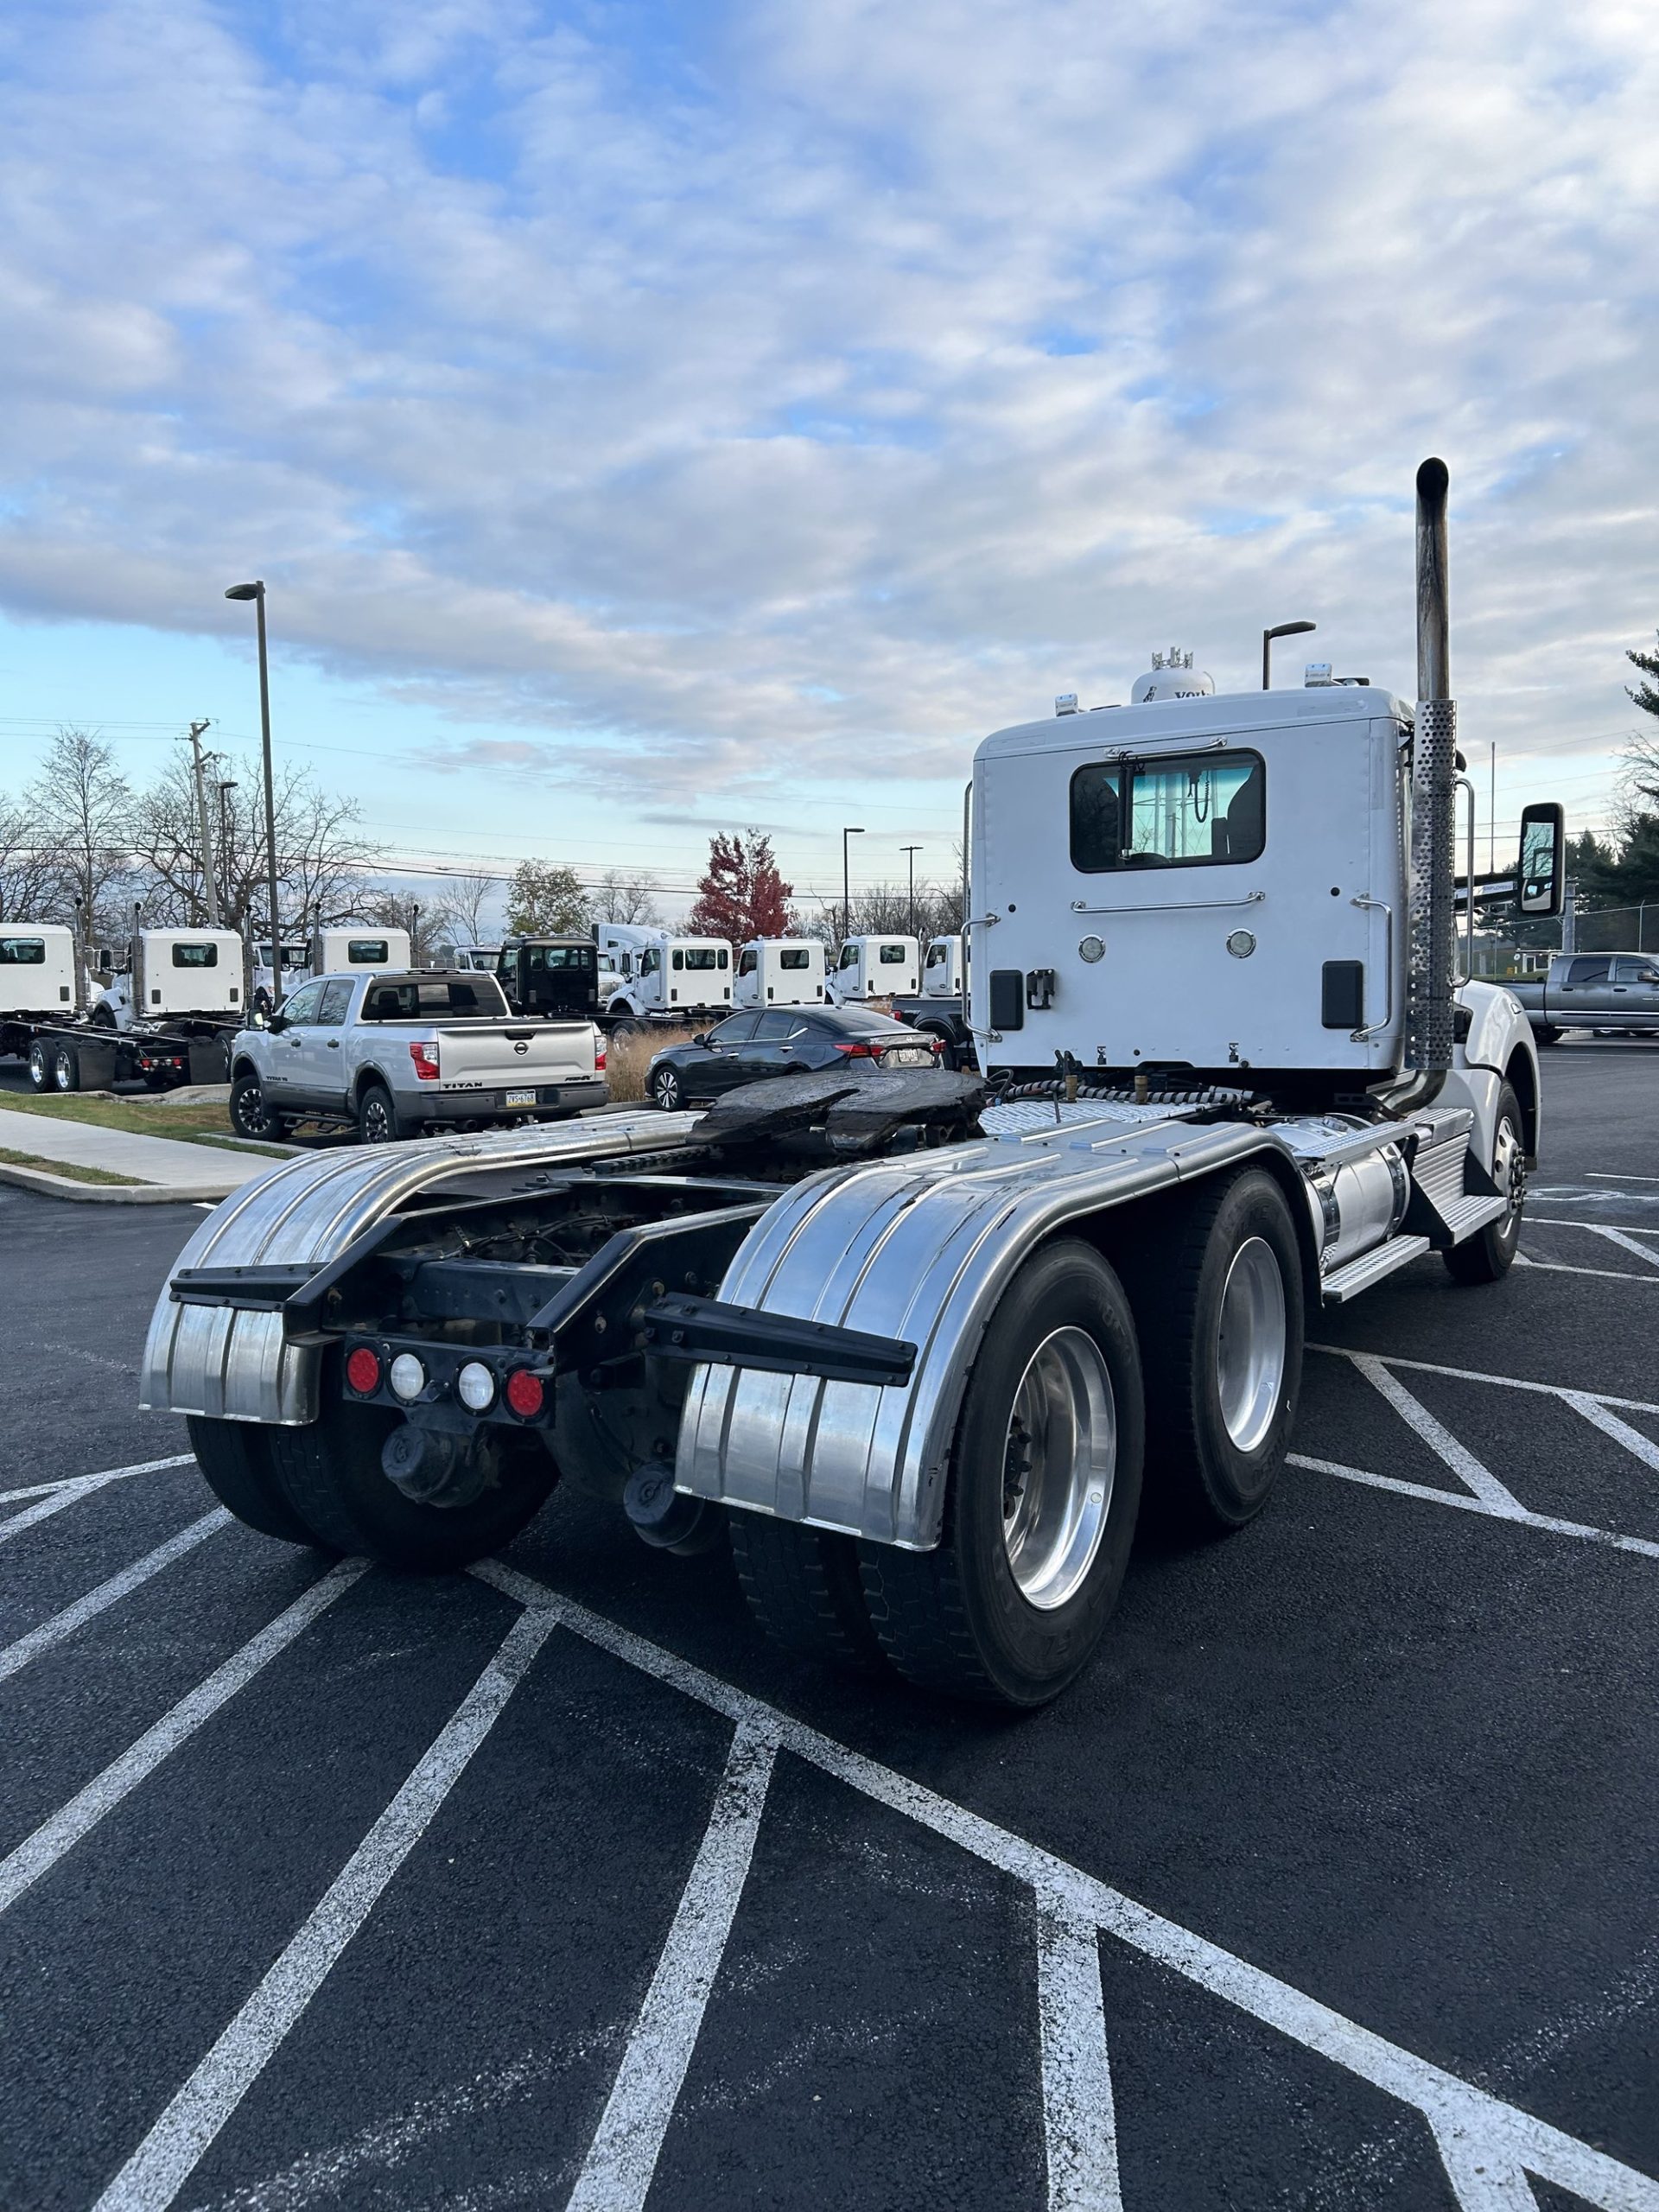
[1407,457,1457,1088]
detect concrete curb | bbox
[0,1160,206,1206]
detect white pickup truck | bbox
[227,969,607,1143]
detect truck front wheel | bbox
[859,1239,1144,1706]
[187,1415,319,1544]
[1443,1082,1525,1286]
[264,1389,557,1568]
[1124,1168,1304,1537]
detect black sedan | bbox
[645,1005,939,1109]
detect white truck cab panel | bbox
[0,925,78,1018]
[922,934,965,999]
[734,938,827,1007]
[109,929,245,1027]
[313,926,410,975]
[829,934,921,1002]
[971,687,1405,1075]
[599,925,734,1016]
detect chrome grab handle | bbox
[1350,896,1394,1042]
[1069,889,1265,917]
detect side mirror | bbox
[266,1011,288,1033]
[1517,801,1566,918]
[692,1032,709,1048]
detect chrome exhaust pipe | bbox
[1394,458,1456,1107]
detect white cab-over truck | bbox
[226,969,607,1144]
[599,925,734,1026]
[827,933,921,1002]
[142,461,1562,1707]
[733,938,828,1008]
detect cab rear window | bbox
[0,938,46,964]
[361,977,509,1020]
[1071,750,1266,871]
[172,942,219,968]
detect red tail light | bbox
[345,1345,383,1395]
[505,1368,546,1419]
[594,1039,607,1072]
[408,1042,441,1082]
[834,1040,879,1058]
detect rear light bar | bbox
[408,1041,441,1082]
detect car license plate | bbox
[887,1048,932,1066]
[505,1087,537,1108]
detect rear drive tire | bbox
[27,1039,52,1092]
[729,1512,887,1673]
[858,1238,1144,1706]
[1443,1082,1526,1285]
[265,1384,557,1568]
[53,1042,80,1093]
[652,1066,683,1111]
[187,1415,321,1545]
[356,1081,408,1144]
[1119,1167,1304,1537]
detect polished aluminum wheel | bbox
[1216,1236,1287,1453]
[1000,1325,1116,1611]
[1492,1109,1525,1252]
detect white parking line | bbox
[1587,1172,1659,1184]
[0,1560,369,1916]
[1035,1897,1122,2212]
[93,1605,556,2212]
[0,1511,229,1687]
[472,1560,1659,2212]
[0,1454,194,1509]
[1287,1455,1659,1562]
[1347,1354,1521,1510]
[1308,1348,1659,1419]
[1516,1253,1659,1282]
[565,1727,776,2212]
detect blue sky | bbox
[2,0,1655,923]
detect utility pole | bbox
[1488,741,1496,875]
[841,826,864,944]
[1562,878,1577,956]
[224,581,283,1007]
[186,720,220,925]
[900,845,923,941]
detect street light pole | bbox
[842,826,865,944]
[1262,619,1317,690]
[900,844,923,941]
[225,580,283,1007]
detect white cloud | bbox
[0,0,1656,830]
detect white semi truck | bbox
[251,925,412,1014]
[4,923,249,1092]
[599,924,734,1026]
[733,938,828,1008]
[141,460,1561,1706]
[827,933,920,1002]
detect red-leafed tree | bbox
[685,830,797,942]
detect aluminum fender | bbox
[676,1114,1282,1550]
[1455,980,1541,1161]
[140,1111,702,1426]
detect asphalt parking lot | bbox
[2,1037,1656,2212]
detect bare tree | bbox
[433,870,502,946]
[131,742,378,936]
[23,728,135,938]
[0,800,60,922]
[589,868,661,926]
